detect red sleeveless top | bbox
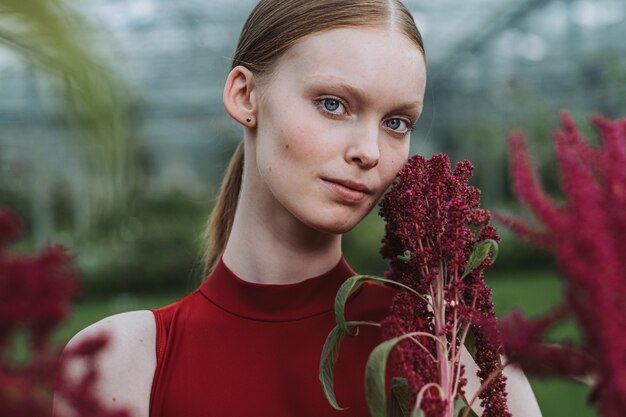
[149,255,397,417]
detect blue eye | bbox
[319,98,344,114]
[385,118,413,134]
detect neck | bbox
[222,203,342,285]
[221,143,343,285]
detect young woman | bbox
[56,1,542,416]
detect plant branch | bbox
[461,362,509,417]
[408,336,438,363]
[415,382,444,411]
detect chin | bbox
[302,209,365,235]
[311,222,356,235]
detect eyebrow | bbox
[303,75,423,116]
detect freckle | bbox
[285,144,289,149]
[112,396,116,402]
[139,338,143,342]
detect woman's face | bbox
[251,27,427,234]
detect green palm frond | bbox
[0,0,136,235]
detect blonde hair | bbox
[203,0,425,276]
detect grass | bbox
[51,268,596,417]
[488,269,596,417]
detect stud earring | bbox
[246,117,252,123]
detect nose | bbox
[345,121,380,169]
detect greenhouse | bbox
[1,1,624,416]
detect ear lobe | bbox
[223,65,258,127]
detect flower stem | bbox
[461,362,508,417]
[415,382,444,411]
[408,336,438,363]
[451,320,471,399]
[370,276,433,308]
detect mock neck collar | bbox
[198,255,360,322]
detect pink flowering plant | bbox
[495,112,626,417]
[0,206,130,417]
[320,154,511,417]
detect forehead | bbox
[271,27,426,98]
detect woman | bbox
[56,1,541,416]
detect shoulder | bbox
[55,310,157,417]
[69,309,156,342]
[64,310,156,368]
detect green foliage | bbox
[365,334,417,417]
[453,396,479,417]
[319,324,352,411]
[487,227,554,272]
[343,209,389,276]
[463,327,478,360]
[319,321,379,411]
[462,239,498,279]
[74,191,210,296]
[0,185,30,245]
[320,274,387,411]
[0,0,136,230]
[335,275,387,335]
[387,377,410,417]
[397,251,412,263]
[488,269,597,416]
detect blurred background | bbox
[1,0,624,415]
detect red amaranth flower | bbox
[381,292,438,409]
[498,306,595,377]
[0,245,80,352]
[0,205,130,417]
[497,112,626,417]
[379,154,510,417]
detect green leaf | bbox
[365,333,415,417]
[410,407,425,417]
[387,377,410,417]
[335,275,386,336]
[457,406,480,417]
[454,395,479,417]
[397,250,412,263]
[319,321,379,410]
[464,328,477,360]
[453,396,467,416]
[462,239,499,279]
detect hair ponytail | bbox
[203,141,244,276]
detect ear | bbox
[223,65,258,127]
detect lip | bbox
[321,178,372,203]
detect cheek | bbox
[275,127,313,171]
[275,119,335,169]
[380,144,410,187]
[261,89,339,168]
[258,119,323,190]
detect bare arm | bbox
[53,311,156,417]
[462,346,542,417]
